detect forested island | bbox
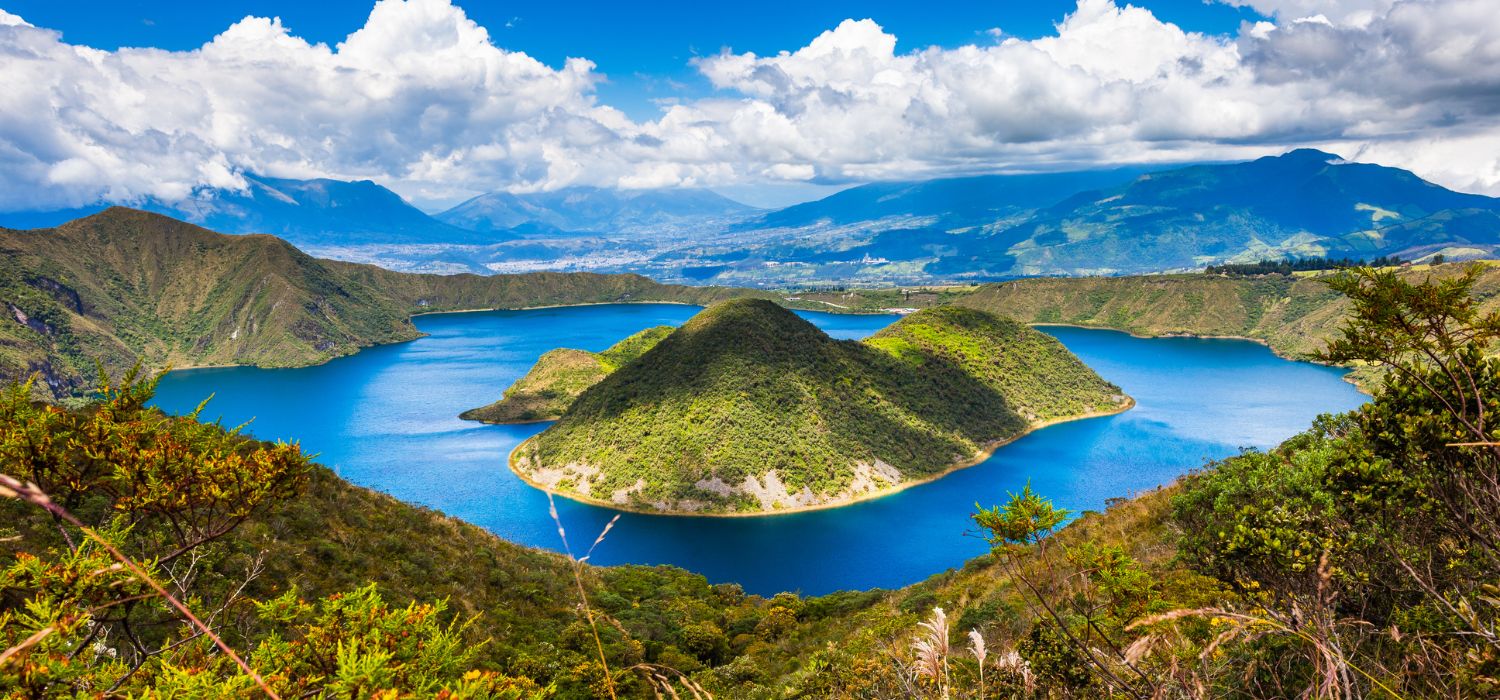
[5,266,1496,698]
[511,300,1131,514]
[461,326,673,423]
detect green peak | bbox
[516,304,1130,515]
[671,298,826,349]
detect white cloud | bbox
[1,0,1499,210]
[0,0,649,209]
[1219,1,1401,28]
[679,0,1500,193]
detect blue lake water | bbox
[151,304,1368,595]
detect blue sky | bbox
[4,0,1264,119]
[1,0,1498,211]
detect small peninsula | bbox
[460,325,672,423]
[511,299,1132,515]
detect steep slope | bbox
[438,186,759,233]
[0,207,419,397]
[460,325,673,423]
[0,208,798,398]
[514,301,1129,514]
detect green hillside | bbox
[0,208,796,399]
[787,262,1500,389]
[516,301,1129,514]
[6,266,1497,698]
[460,326,673,423]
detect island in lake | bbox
[461,325,673,423]
[486,299,1133,514]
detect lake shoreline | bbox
[506,395,1137,519]
[1030,322,1371,394]
[162,305,1365,393]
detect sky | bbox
[1,0,1498,211]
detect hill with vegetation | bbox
[515,301,1129,514]
[786,262,1500,389]
[926,149,1500,277]
[461,326,673,423]
[690,150,1500,285]
[0,208,797,399]
[5,266,1496,698]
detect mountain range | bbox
[0,207,786,398]
[701,149,1500,282]
[2,150,1497,283]
[0,178,759,250]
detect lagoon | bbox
[151,304,1367,595]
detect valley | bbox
[8,150,1499,288]
[6,3,1500,695]
[147,301,1364,592]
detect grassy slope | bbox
[0,208,418,397]
[0,446,826,698]
[789,264,1500,389]
[947,264,1500,388]
[460,326,673,423]
[518,301,1127,514]
[0,208,798,398]
[1,396,1190,698]
[705,485,1196,697]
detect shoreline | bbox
[1030,321,1372,394]
[506,395,1137,519]
[409,299,702,318]
[158,306,1362,390]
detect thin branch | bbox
[0,473,280,699]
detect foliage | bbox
[1205,254,1404,276]
[520,300,1127,514]
[951,263,1500,390]
[1162,264,1500,697]
[5,368,903,697]
[0,208,805,400]
[461,327,672,424]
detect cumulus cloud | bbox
[0,0,645,209]
[1,0,1499,209]
[681,0,1500,193]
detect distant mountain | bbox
[748,168,1154,230]
[514,300,1129,514]
[931,150,1500,276]
[437,186,759,234]
[0,175,496,248]
[726,150,1500,281]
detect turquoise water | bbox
[151,304,1368,595]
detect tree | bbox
[1,370,542,697]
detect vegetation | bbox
[947,262,1500,388]
[0,369,872,698]
[461,327,672,424]
[732,264,1500,698]
[5,263,1499,697]
[517,301,1128,514]
[0,208,818,400]
[1204,254,1405,276]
